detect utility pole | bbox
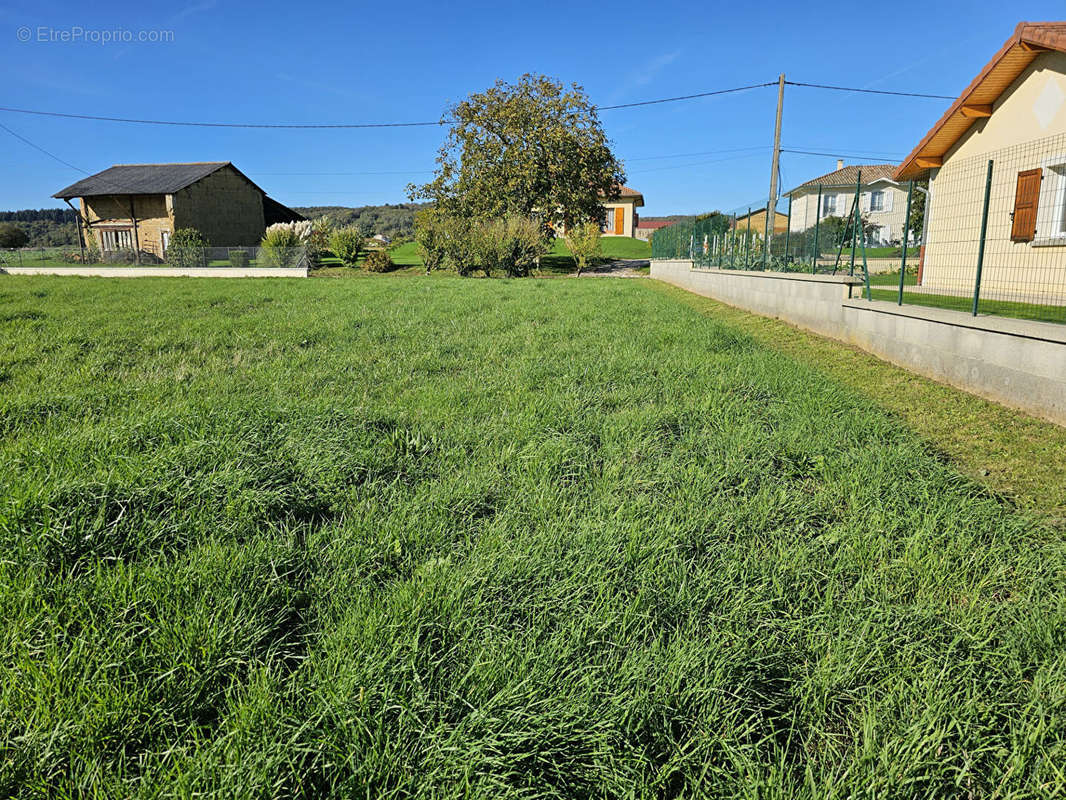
[765,73,785,258]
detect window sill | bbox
[1031,237,1066,247]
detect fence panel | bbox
[888,134,1066,326]
[2,246,308,270]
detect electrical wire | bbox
[0,82,777,131]
[0,120,88,174]
[784,81,955,100]
[781,148,902,161]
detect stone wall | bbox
[171,165,266,247]
[82,194,172,259]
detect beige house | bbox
[786,162,910,245]
[602,186,644,237]
[896,22,1066,301]
[731,207,789,235]
[53,162,303,260]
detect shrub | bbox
[567,221,601,275]
[308,218,332,263]
[329,227,364,268]
[167,228,209,268]
[414,209,447,275]
[0,222,29,249]
[500,215,548,277]
[469,216,547,277]
[363,249,394,273]
[228,249,250,268]
[441,215,479,276]
[260,222,310,268]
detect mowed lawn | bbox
[1,276,1064,798]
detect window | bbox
[870,190,885,211]
[822,194,837,216]
[603,207,615,234]
[1032,156,1066,243]
[99,228,133,251]
[161,229,171,254]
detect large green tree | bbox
[409,74,626,229]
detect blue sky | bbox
[0,0,1062,216]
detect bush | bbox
[308,218,332,263]
[567,221,601,275]
[167,228,209,268]
[441,215,480,276]
[329,227,364,268]
[471,216,547,277]
[414,209,447,275]
[228,249,250,268]
[0,222,29,249]
[260,222,310,268]
[363,249,394,273]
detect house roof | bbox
[53,161,252,199]
[636,220,674,229]
[787,164,898,195]
[602,185,645,206]
[733,208,788,221]
[895,21,1066,180]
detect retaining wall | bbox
[1,266,308,278]
[652,259,1066,425]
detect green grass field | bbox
[1,276,1064,797]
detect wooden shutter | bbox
[614,207,625,235]
[1011,168,1042,242]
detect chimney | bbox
[836,159,844,171]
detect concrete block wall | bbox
[652,259,1066,425]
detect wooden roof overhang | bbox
[895,22,1066,181]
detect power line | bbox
[781,148,903,161]
[597,82,777,109]
[0,120,88,174]
[0,106,449,129]
[0,82,780,131]
[784,81,955,100]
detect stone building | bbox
[53,162,304,259]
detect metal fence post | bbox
[745,207,751,269]
[812,185,822,274]
[898,181,914,305]
[783,195,792,267]
[972,159,994,316]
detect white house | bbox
[785,162,911,246]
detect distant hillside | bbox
[293,203,429,238]
[0,208,78,247]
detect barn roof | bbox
[895,21,1066,180]
[53,162,254,199]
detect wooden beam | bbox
[1020,41,1052,53]
[960,103,993,118]
[915,156,943,169]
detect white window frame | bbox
[822,194,837,217]
[99,228,133,251]
[870,190,885,212]
[1033,153,1066,246]
[603,207,615,234]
